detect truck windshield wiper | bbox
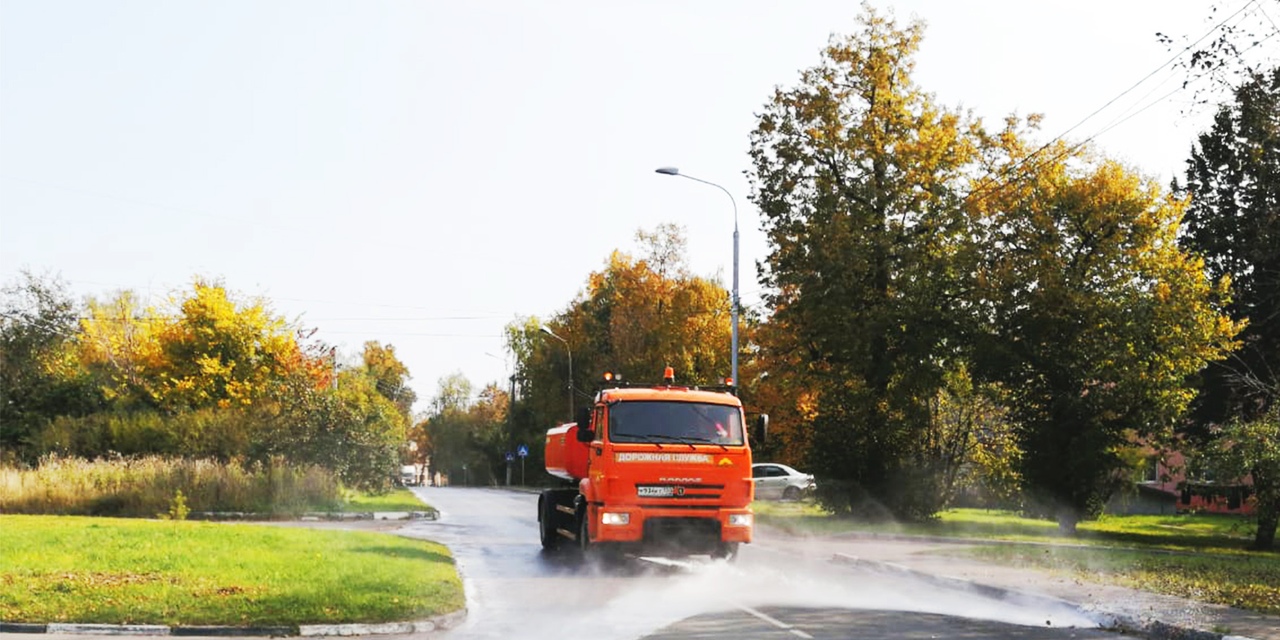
[679,435,728,451]
[637,434,694,450]
[618,434,665,449]
[653,434,727,451]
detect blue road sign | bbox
[505,452,514,462]
[517,444,529,458]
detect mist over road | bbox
[402,487,1125,640]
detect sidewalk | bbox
[811,532,1278,640]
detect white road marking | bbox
[735,604,815,639]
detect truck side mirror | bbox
[754,414,769,444]
[575,406,595,442]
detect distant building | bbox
[1108,450,1254,516]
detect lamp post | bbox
[539,326,573,421]
[655,166,739,389]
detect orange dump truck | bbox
[538,370,766,560]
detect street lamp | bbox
[655,166,739,389]
[539,326,574,421]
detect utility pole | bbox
[507,373,516,485]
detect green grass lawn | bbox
[754,503,1256,549]
[954,545,1280,615]
[339,488,430,513]
[0,515,463,627]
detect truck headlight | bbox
[601,512,630,526]
[728,514,752,527]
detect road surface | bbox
[402,486,1125,640]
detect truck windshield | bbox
[608,401,744,446]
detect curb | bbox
[828,552,1261,640]
[170,627,295,637]
[46,625,168,636]
[2,624,49,634]
[297,610,466,637]
[1,610,465,637]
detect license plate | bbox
[637,485,674,497]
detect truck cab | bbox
[540,373,765,560]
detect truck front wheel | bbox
[578,511,622,565]
[577,511,591,553]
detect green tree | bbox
[1177,66,1280,550]
[1205,400,1280,549]
[976,141,1241,532]
[0,272,99,458]
[1178,67,1280,435]
[262,368,405,491]
[417,373,513,486]
[746,5,982,519]
[420,372,477,485]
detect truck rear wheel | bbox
[539,493,561,550]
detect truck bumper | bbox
[592,505,753,546]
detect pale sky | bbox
[3,1,1274,414]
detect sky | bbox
[2,0,1276,415]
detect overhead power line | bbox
[964,0,1266,204]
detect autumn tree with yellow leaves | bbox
[503,223,738,482]
[3,278,411,490]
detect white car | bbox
[752,463,816,500]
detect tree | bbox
[78,280,310,413]
[77,289,166,408]
[361,340,417,420]
[153,280,305,411]
[0,272,99,458]
[1156,1,1280,108]
[747,5,982,519]
[417,373,513,486]
[507,224,735,456]
[1178,67,1280,435]
[263,368,406,491]
[1176,66,1279,550]
[1205,401,1280,550]
[975,138,1241,532]
[421,372,477,484]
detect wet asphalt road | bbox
[400,487,1129,640]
